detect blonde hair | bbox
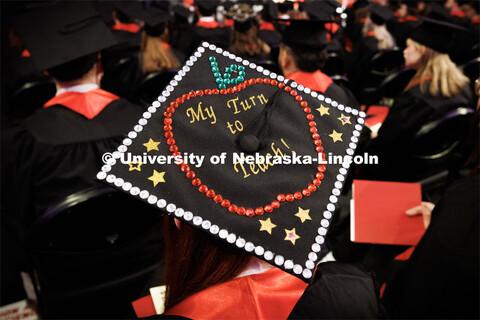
[362,16,396,50]
[405,40,470,97]
[141,32,180,74]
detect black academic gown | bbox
[346,35,381,91]
[381,175,479,319]
[1,98,144,267]
[360,82,474,181]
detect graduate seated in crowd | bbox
[278,20,360,110]
[347,3,397,92]
[380,81,480,319]
[359,18,474,182]
[1,1,144,284]
[226,3,271,62]
[120,45,383,319]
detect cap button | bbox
[239,134,260,153]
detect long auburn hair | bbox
[141,32,181,74]
[163,216,251,311]
[404,40,470,97]
[228,26,270,58]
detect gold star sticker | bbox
[317,104,330,116]
[329,130,343,142]
[143,138,160,152]
[295,207,312,223]
[148,170,166,187]
[284,228,300,245]
[128,161,143,171]
[259,218,277,234]
[338,113,351,125]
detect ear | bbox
[420,45,427,55]
[278,47,292,74]
[174,218,182,230]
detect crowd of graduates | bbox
[1,0,479,319]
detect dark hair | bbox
[115,8,131,24]
[46,53,98,82]
[198,6,215,17]
[163,216,250,311]
[287,45,328,73]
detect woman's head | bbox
[163,216,251,311]
[403,38,425,70]
[404,38,470,97]
[362,16,396,50]
[140,32,180,74]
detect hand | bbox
[406,202,435,229]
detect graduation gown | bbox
[346,34,382,91]
[1,92,144,267]
[360,82,474,181]
[132,262,383,319]
[382,175,479,319]
[286,70,360,110]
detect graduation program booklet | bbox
[350,179,424,246]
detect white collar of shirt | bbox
[235,256,273,279]
[199,16,215,22]
[56,83,99,96]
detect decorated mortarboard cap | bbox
[409,17,470,54]
[369,3,395,25]
[281,20,329,51]
[304,0,339,21]
[97,42,366,281]
[10,2,117,71]
[226,3,256,32]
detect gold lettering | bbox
[186,102,207,123]
[257,94,268,104]
[249,96,257,106]
[234,161,251,178]
[227,97,241,114]
[204,106,217,124]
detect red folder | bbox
[351,180,425,246]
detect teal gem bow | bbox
[209,56,246,89]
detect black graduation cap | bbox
[262,0,279,22]
[281,20,329,51]
[10,2,117,71]
[114,1,144,21]
[97,42,366,281]
[138,7,171,37]
[196,0,220,15]
[369,3,395,25]
[173,5,192,23]
[304,0,340,21]
[409,17,471,54]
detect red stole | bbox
[21,49,31,57]
[222,19,234,27]
[112,23,141,33]
[196,20,220,29]
[286,71,333,94]
[398,15,419,22]
[132,268,307,319]
[324,22,339,35]
[450,9,466,18]
[43,89,119,119]
[259,22,276,31]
